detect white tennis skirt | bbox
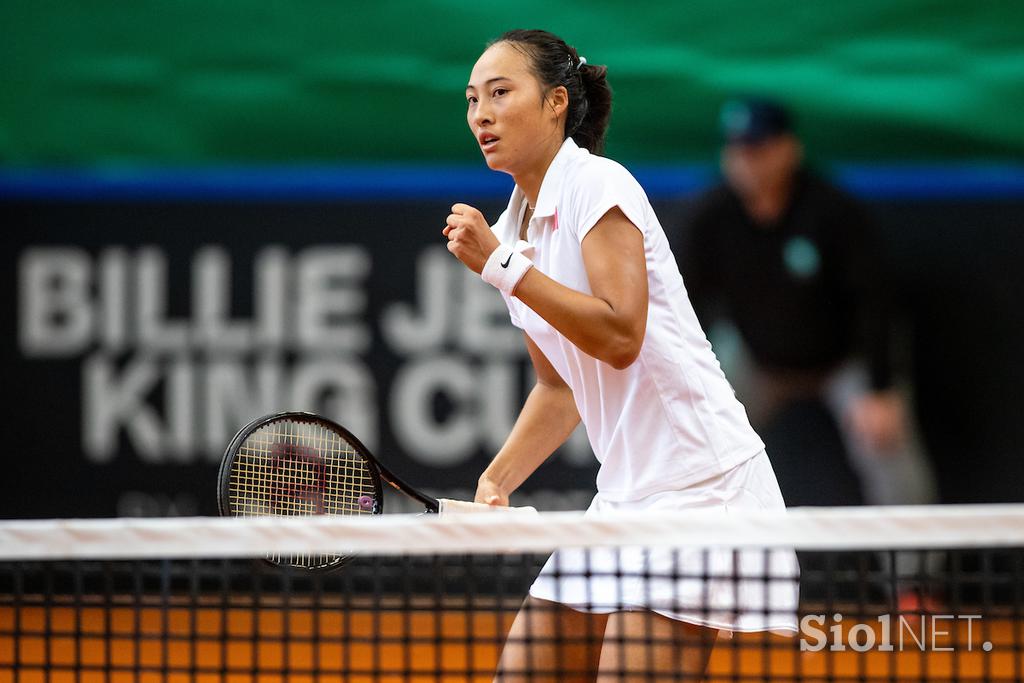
[529,451,800,635]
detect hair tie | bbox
[578,56,588,69]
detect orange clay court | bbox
[2,600,1021,682]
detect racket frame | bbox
[217,411,439,519]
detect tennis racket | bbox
[217,411,439,569]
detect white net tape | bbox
[2,504,1024,560]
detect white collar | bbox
[507,137,584,221]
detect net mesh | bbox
[1,506,1023,682]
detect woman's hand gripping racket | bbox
[217,411,440,570]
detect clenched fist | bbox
[443,203,500,274]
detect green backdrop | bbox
[3,1,1022,165]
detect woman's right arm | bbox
[475,333,580,505]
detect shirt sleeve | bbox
[565,159,649,243]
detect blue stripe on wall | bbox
[2,164,1023,201]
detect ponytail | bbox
[573,62,612,155]
[491,30,613,154]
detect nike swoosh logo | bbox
[500,253,512,268]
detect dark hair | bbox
[490,29,612,155]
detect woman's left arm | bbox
[445,203,648,369]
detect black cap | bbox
[719,97,793,144]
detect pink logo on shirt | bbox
[553,207,559,230]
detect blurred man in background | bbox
[676,98,937,607]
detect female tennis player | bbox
[444,29,798,680]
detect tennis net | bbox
[1,505,1023,682]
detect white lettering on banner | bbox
[83,354,164,462]
[380,245,531,466]
[202,358,284,456]
[381,247,452,353]
[16,244,374,468]
[18,242,595,480]
[19,247,93,356]
[479,361,519,454]
[381,245,596,470]
[117,491,200,517]
[194,246,252,352]
[382,247,529,465]
[290,357,377,448]
[255,247,288,348]
[99,248,128,351]
[390,355,480,465]
[296,248,371,353]
[381,246,521,356]
[18,245,371,354]
[82,354,378,464]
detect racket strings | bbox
[227,419,378,568]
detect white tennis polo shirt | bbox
[492,137,765,501]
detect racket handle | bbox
[437,498,538,516]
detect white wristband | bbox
[481,243,533,295]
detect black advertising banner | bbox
[4,197,1024,518]
[1,200,601,519]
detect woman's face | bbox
[721,135,803,199]
[466,42,565,174]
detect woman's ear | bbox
[546,85,569,121]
